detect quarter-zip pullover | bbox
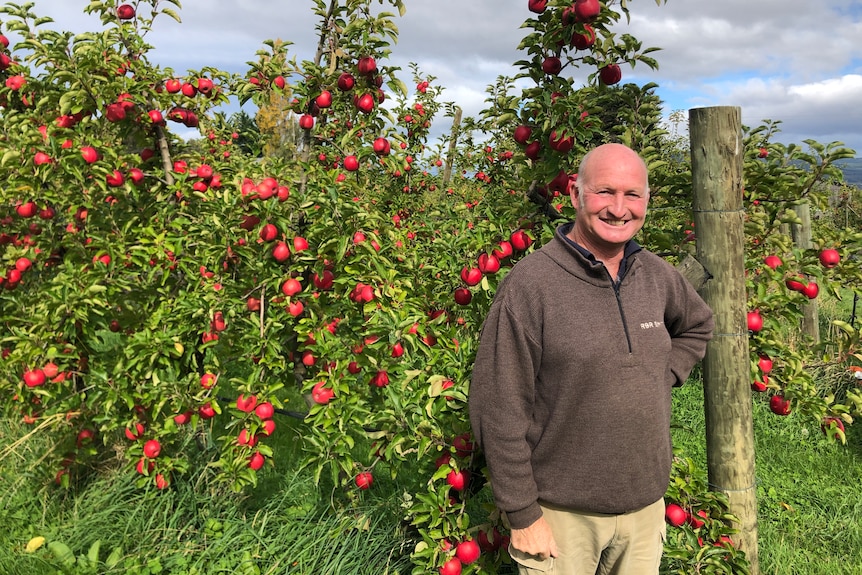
[469,224,714,529]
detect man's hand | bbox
[510,516,559,560]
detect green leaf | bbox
[48,541,76,567]
[161,7,182,23]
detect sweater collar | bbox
[556,222,642,281]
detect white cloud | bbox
[12,0,862,154]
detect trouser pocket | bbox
[509,544,555,574]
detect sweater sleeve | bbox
[468,292,545,529]
[666,271,715,387]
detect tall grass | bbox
[0,416,414,575]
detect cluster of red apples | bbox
[528,0,622,86]
[455,229,534,306]
[747,248,846,431]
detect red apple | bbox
[106,170,124,187]
[116,4,135,19]
[343,155,359,171]
[528,0,548,13]
[312,381,334,404]
[460,266,483,286]
[821,416,845,438]
[493,240,514,260]
[455,539,480,564]
[287,300,304,316]
[769,394,791,416]
[477,253,501,274]
[357,56,377,76]
[355,93,374,114]
[313,270,334,290]
[272,241,291,262]
[453,434,474,457]
[746,310,763,333]
[665,502,688,527]
[236,394,258,413]
[803,281,819,299]
[446,469,467,491]
[510,230,533,251]
[143,439,161,458]
[541,56,562,76]
[81,146,99,164]
[370,370,389,388]
[16,201,37,218]
[128,168,145,185]
[549,130,573,153]
[599,64,622,86]
[165,79,181,93]
[196,77,214,95]
[454,288,472,306]
[513,125,532,145]
[571,24,596,49]
[524,141,541,160]
[373,137,391,156]
[248,452,265,470]
[299,114,314,130]
[763,255,782,270]
[259,223,278,242]
[293,236,309,251]
[199,403,216,419]
[751,374,768,392]
[281,278,302,296]
[255,402,274,420]
[818,248,840,269]
[200,373,216,389]
[337,72,355,91]
[174,411,193,425]
[439,558,462,575]
[574,0,601,21]
[316,90,332,108]
[785,278,806,293]
[23,369,46,388]
[125,422,145,441]
[355,472,373,490]
[757,354,773,374]
[687,509,708,529]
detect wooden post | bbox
[791,201,820,342]
[689,106,760,574]
[442,106,462,188]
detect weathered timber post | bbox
[690,106,760,574]
[442,106,462,188]
[791,200,820,342]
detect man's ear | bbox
[567,176,579,205]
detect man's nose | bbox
[607,193,626,217]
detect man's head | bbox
[568,143,650,256]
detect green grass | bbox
[0,415,414,575]
[671,381,862,575]
[2,380,862,575]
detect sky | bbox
[13,0,862,156]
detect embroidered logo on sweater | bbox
[640,321,664,330]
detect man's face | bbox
[570,147,649,253]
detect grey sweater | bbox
[469,225,714,529]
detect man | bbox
[469,143,714,574]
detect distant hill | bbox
[837,158,862,187]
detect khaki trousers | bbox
[509,498,666,575]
